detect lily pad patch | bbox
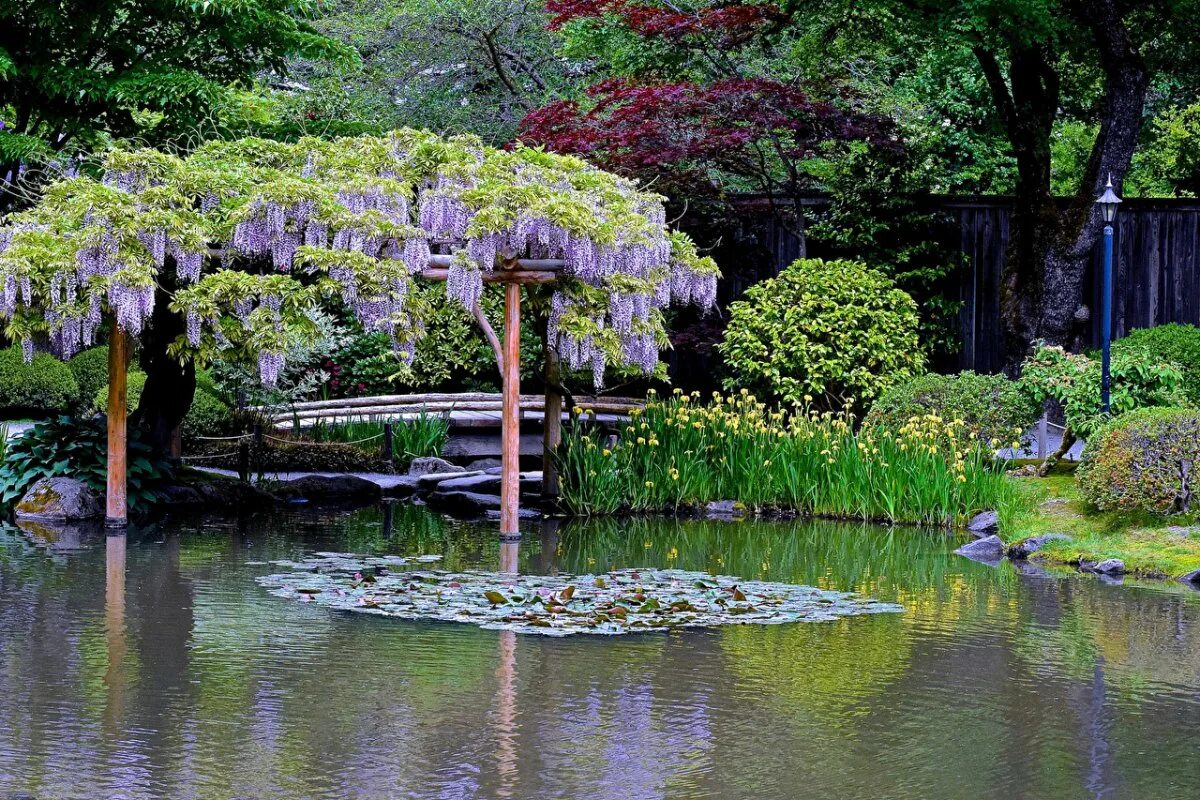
[255,553,904,636]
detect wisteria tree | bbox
[0,129,719,453]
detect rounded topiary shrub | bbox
[68,347,111,407]
[181,390,232,440]
[864,371,1040,447]
[719,258,925,406]
[94,371,147,413]
[1077,407,1200,514]
[0,346,80,416]
[1113,324,1200,405]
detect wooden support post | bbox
[383,422,395,465]
[542,341,562,500]
[106,323,128,527]
[500,281,521,537]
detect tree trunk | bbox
[979,0,1148,370]
[131,280,195,457]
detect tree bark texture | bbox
[977,0,1148,369]
[131,277,196,456]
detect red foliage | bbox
[519,78,896,194]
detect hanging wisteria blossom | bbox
[0,129,718,384]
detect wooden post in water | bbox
[106,323,128,527]
[542,342,562,500]
[500,281,521,537]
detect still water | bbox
[1,504,1198,800]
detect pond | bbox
[1,505,1198,800]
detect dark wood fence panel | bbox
[738,197,1200,374]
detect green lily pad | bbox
[255,552,904,637]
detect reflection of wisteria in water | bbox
[2,511,1200,799]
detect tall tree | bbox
[528,0,1200,365]
[290,0,574,144]
[0,0,346,203]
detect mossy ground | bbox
[999,461,1200,579]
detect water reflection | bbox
[0,509,1198,799]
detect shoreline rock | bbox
[16,478,103,521]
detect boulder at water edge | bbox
[1007,532,1073,560]
[955,535,1006,564]
[967,510,999,538]
[408,457,464,476]
[15,477,103,521]
[272,475,382,503]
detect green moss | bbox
[999,468,1200,579]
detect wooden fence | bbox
[734,196,1200,374]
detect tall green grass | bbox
[557,390,1022,526]
[301,412,449,465]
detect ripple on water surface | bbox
[1,507,1199,800]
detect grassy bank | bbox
[1000,465,1200,580]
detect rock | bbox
[705,500,746,520]
[407,456,465,476]
[272,475,382,503]
[1007,532,1073,560]
[955,535,1005,563]
[159,472,277,509]
[1178,569,1200,588]
[425,490,502,514]
[1167,525,1199,539]
[1092,558,1126,575]
[15,477,104,521]
[417,469,483,489]
[467,458,503,471]
[967,510,999,537]
[380,475,421,499]
[431,471,542,495]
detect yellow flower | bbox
[803,394,813,403]
[645,480,655,488]
[637,437,646,445]
[602,448,612,457]
[648,438,659,446]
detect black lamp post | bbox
[1096,176,1122,413]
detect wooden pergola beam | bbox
[419,268,559,284]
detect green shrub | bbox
[865,371,1040,447]
[719,258,925,406]
[1113,324,1200,405]
[182,390,233,441]
[1077,407,1200,513]
[0,414,172,508]
[68,347,111,407]
[93,371,147,413]
[185,437,394,473]
[95,373,233,440]
[0,347,80,416]
[1019,344,1188,438]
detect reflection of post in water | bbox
[495,533,520,798]
[499,532,521,576]
[538,518,561,575]
[104,533,128,730]
[382,501,395,539]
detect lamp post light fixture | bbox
[1096,176,1122,413]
